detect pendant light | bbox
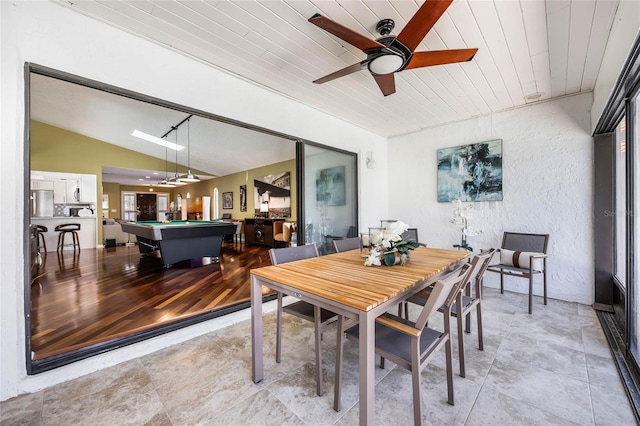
[179,117,200,183]
[168,126,186,186]
[156,136,176,188]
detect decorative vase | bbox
[383,251,407,266]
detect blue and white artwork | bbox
[437,140,503,202]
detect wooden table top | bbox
[251,246,469,312]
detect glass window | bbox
[299,143,357,255]
[615,117,627,287]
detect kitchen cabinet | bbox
[79,177,97,203]
[66,181,80,203]
[53,181,66,204]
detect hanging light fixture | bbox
[156,136,176,188]
[179,117,200,183]
[168,125,186,186]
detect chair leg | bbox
[477,302,484,351]
[411,340,423,426]
[333,315,344,412]
[445,336,454,406]
[500,271,504,294]
[276,292,283,363]
[456,296,465,378]
[314,305,323,396]
[465,284,471,333]
[543,264,548,305]
[528,274,533,314]
[404,302,409,319]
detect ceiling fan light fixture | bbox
[368,54,404,75]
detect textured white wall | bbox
[0,1,388,400]
[388,93,594,305]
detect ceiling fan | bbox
[309,0,478,96]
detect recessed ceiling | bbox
[30,73,296,184]
[55,0,620,137]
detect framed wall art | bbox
[437,139,503,202]
[222,191,233,209]
[254,171,291,217]
[316,165,345,206]
[239,185,247,212]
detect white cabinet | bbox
[66,181,80,203]
[79,176,97,203]
[53,181,66,203]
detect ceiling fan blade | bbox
[309,13,384,52]
[313,61,367,84]
[397,0,453,52]
[373,74,396,96]
[404,48,478,70]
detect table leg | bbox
[251,275,264,383]
[358,311,375,425]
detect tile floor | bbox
[1,288,637,425]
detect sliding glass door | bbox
[296,141,357,255]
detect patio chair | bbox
[402,228,427,247]
[485,232,550,314]
[269,245,339,397]
[334,263,472,424]
[400,250,495,377]
[333,236,361,253]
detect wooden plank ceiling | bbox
[56,0,619,138]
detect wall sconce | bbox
[366,152,376,170]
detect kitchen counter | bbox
[31,216,97,251]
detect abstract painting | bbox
[437,139,503,202]
[316,166,345,206]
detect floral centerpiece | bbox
[364,221,420,266]
[450,199,481,251]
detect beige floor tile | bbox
[2,288,636,426]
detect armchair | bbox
[485,232,550,314]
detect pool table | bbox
[120,220,236,267]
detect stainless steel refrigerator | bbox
[31,189,54,217]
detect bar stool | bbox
[55,223,81,252]
[35,225,48,253]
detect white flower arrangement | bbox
[364,221,420,266]
[450,199,481,251]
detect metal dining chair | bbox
[332,236,361,253]
[334,263,473,424]
[400,250,494,378]
[269,244,339,397]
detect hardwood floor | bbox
[30,241,273,360]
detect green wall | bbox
[180,159,296,221]
[31,120,297,241]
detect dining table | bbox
[250,246,470,425]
